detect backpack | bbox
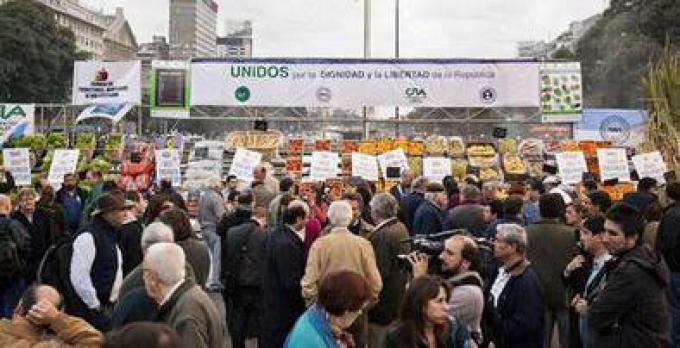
[0,218,26,287]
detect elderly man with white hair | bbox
[144,243,226,348]
[302,200,382,305]
[301,200,382,348]
[199,175,226,291]
[488,224,545,348]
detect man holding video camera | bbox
[409,234,485,344]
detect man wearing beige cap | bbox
[68,192,128,330]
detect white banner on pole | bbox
[351,152,379,182]
[155,149,182,187]
[72,61,141,105]
[191,59,540,108]
[0,104,34,145]
[597,148,630,182]
[229,148,262,183]
[48,149,80,186]
[377,149,409,179]
[555,151,588,185]
[632,151,667,184]
[423,157,452,183]
[310,151,339,181]
[3,148,31,186]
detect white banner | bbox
[310,151,339,181]
[48,149,80,186]
[632,151,667,184]
[423,157,452,183]
[555,151,588,185]
[155,149,182,187]
[229,148,262,182]
[191,59,540,108]
[72,61,141,105]
[377,149,409,179]
[3,148,31,186]
[597,148,630,182]
[76,103,133,124]
[0,104,34,145]
[351,152,379,182]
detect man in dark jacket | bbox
[261,200,308,348]
[398,176,427,233]
[116,191,145,276]
[144,242,226,348]
[0,194,31,318]
[443,184,486,237]
[488,223,545,348]
[54,173,88,234]
[412,182,447,236]
[218,191,253,290]
[225,206,267,348]
[526,193,575,348]
[590,203,671,348]
[656,182,680,347]
[158,178,187,211]
[367,193,411,348]
[11,188,55,285]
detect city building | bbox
[102,7,139,60]
[517,13,602,59]
[137,35,171,61]
[216,20,253,58]
[0,0,137,60]
[169,0,219,59]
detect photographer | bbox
[409,235,484,344]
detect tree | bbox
[0,0,85,103]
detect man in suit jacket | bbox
[389,169,414,201]
[261,200,309,348]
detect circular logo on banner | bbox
[235,86,251,102]
[316,87,332,103]
[600,115,631,145]
[480,87,497,104]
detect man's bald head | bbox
[17,285,62,316]
[0,194,11,214]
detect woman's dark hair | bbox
[606,203,646,242]
[159,208,194,241]
[355,182,373,211]
[504,196,525,217]
[539,193,566,219]
[342,192,365,211]
[489,199,505,217]
[318,271,370,316]
[103,322,180,348]
[587,191,613,215]
[442,176,459,197]
[397,275,450,347]
[644,200,664,222]
[227,190,240,203]
[145,194,174,224]
[667,182,680,201]
[125,190,142,203]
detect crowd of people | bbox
[0,162,679,348]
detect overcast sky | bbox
[82,0,609,58]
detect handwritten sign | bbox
[423,157,451,183]
[310,151,339,181]
[3,148,31,186]
[48,149,80,187]
[597,148,630,182]
[155,149,182,187]
[632,151,667,184]
[555,151,587,185]
[351,152,379,182]
[377,148,409,179]
[229,148,263,183]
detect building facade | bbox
[169,0,218,59]
[216,20,253,58]
[137,35,170,61]
[517,14,602,59]
[0,0,137,60]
